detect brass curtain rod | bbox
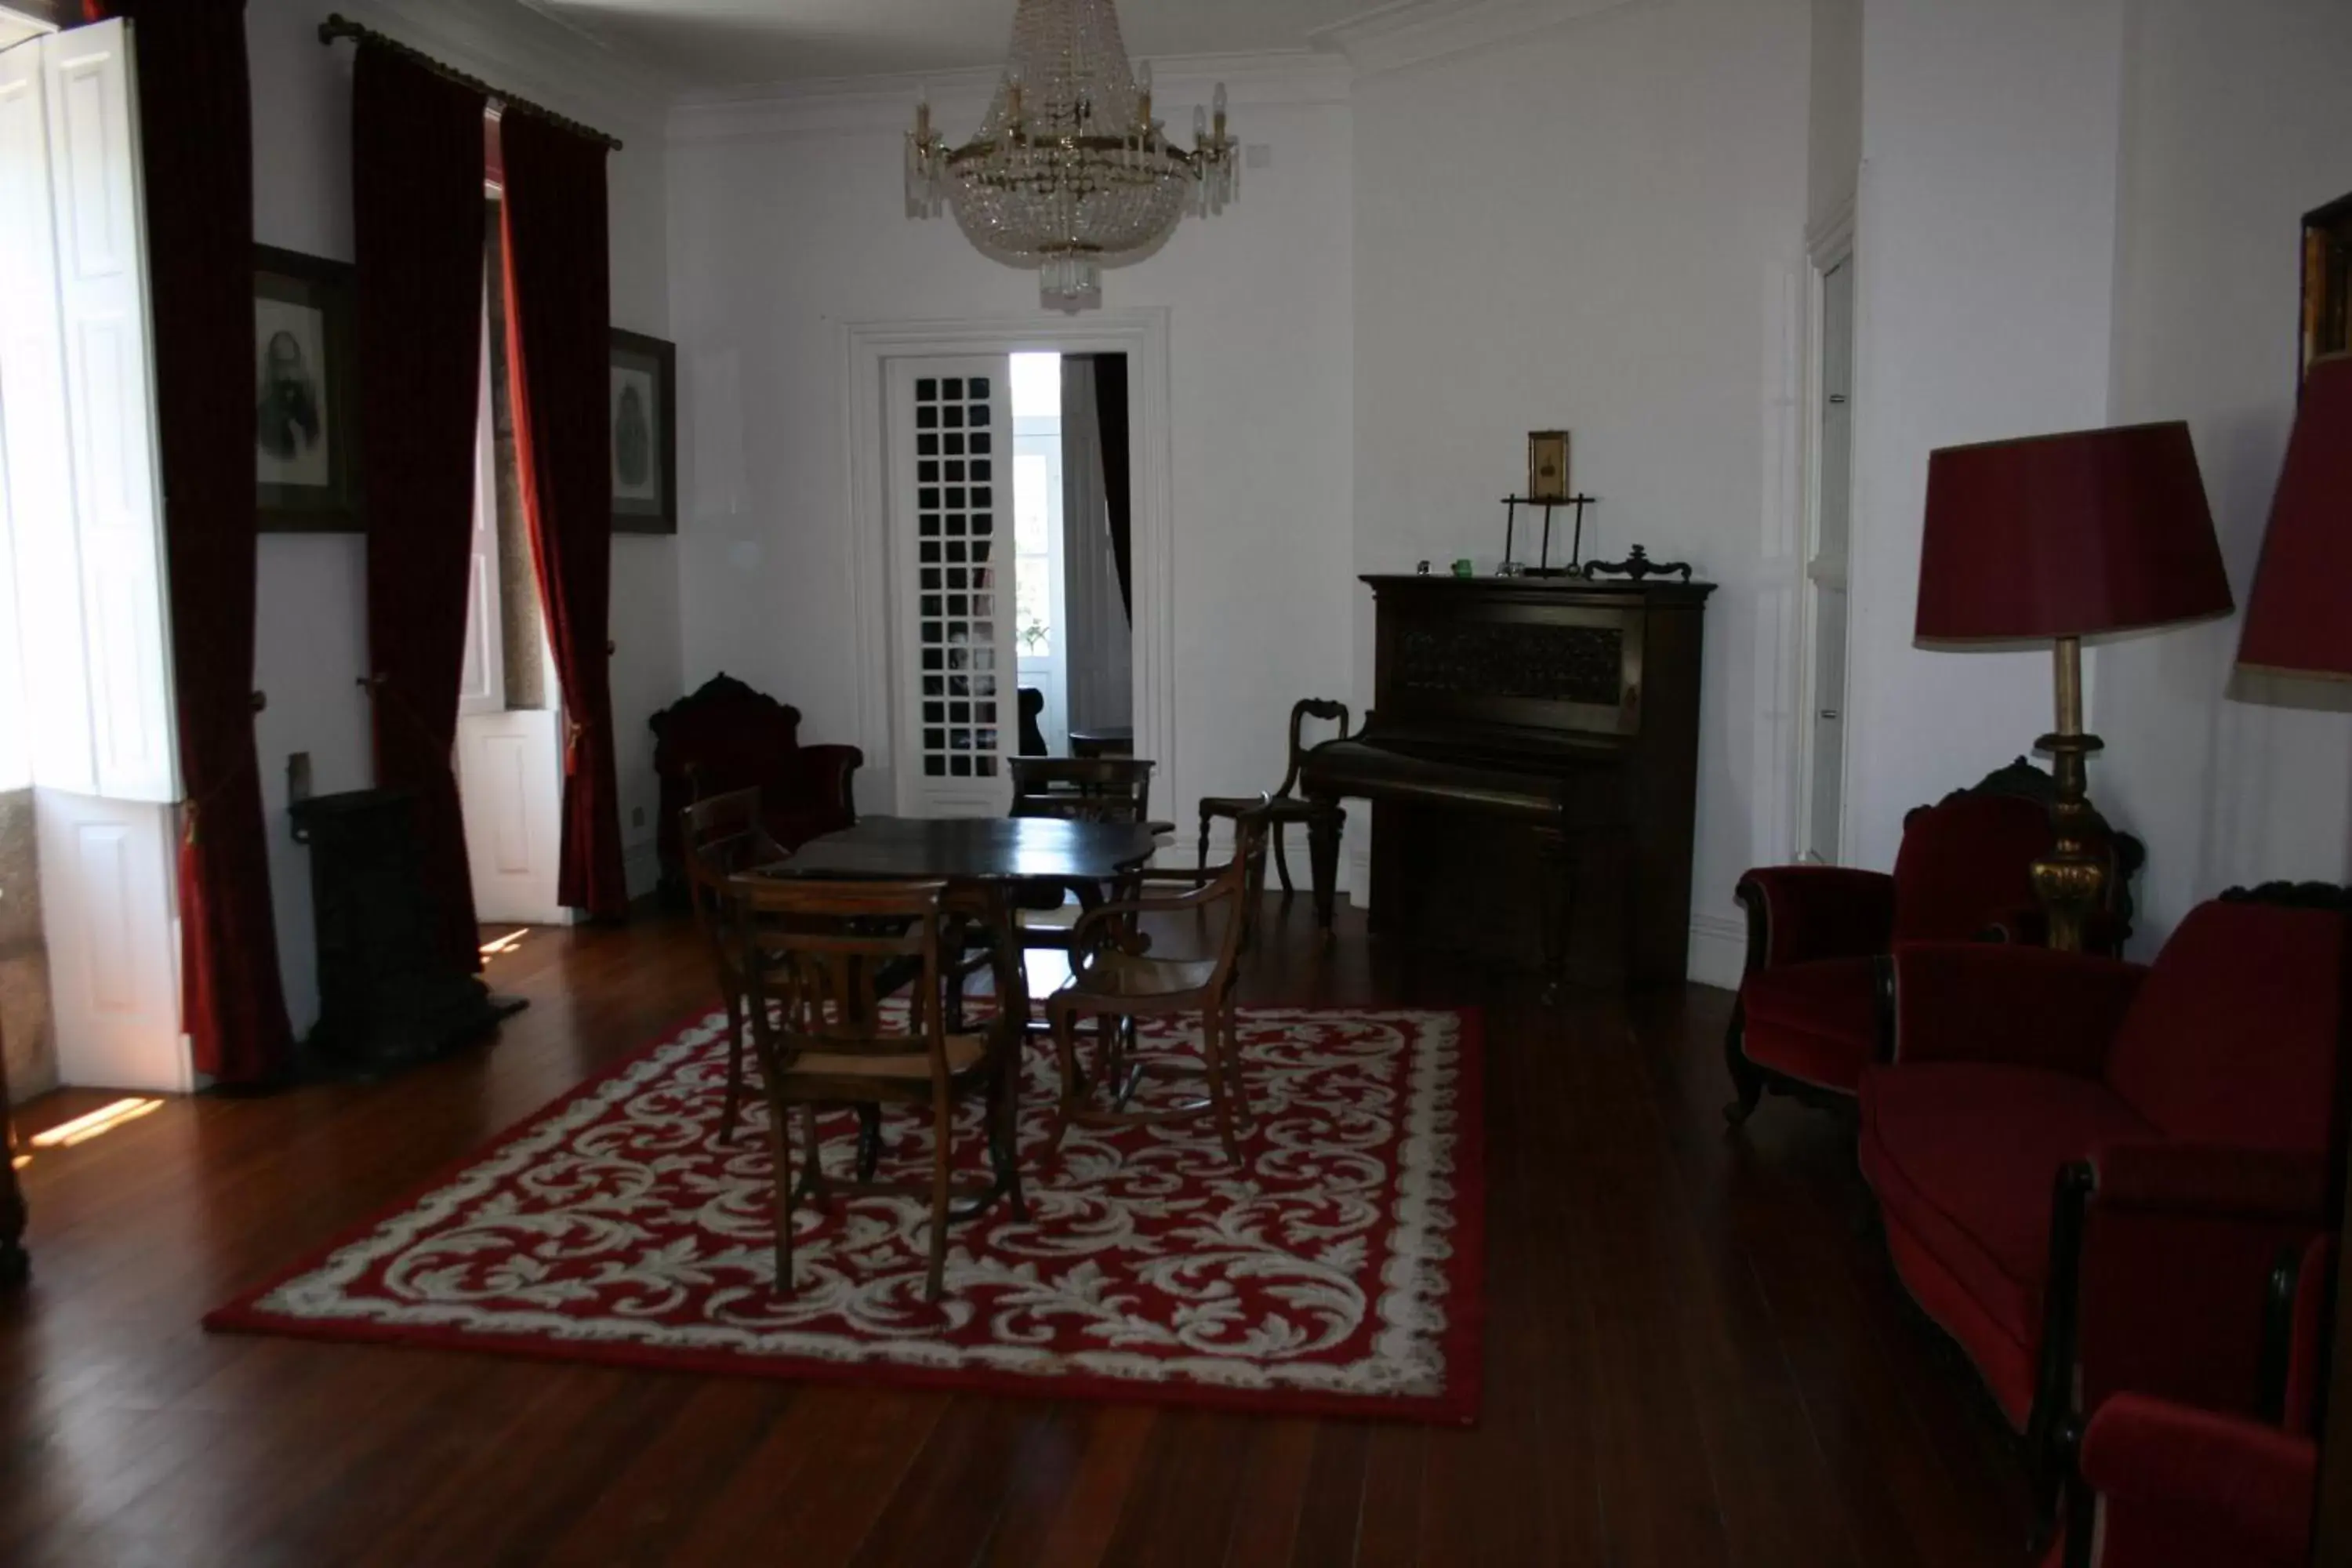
[317,13,624,152]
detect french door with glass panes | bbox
[888,356,1014,816]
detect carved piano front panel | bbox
[1384,600,1642,738]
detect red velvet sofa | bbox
[2060,1235,2331,1568]
[1726,760,2136,1123]
[1859,887,2343,1522]
[648,674,862,893]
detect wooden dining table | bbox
[750,815,1163,1211]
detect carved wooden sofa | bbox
[648,674,862,895]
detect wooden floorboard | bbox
[0,898,2033,1566]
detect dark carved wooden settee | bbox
[648,674,862,894]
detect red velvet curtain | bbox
[500,114,626,916]
[354,47,487,973]
[85,0,292,1083]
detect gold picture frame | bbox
[2301,190,2352,386]
[1526,430,1570,502]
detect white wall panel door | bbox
[0,34,96,795]
[457,710,566,924]
[43,20,174,804]
[887,355,1015,817]
[36,789,185,1092]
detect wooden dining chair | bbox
[733,875,1027,1302]
[1197,698,1349,895]
[681,789,789,1143]
[1000,756,1165,960]
[1044,807,1272,1166]
[1007,756,1160,827]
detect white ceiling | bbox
[524,0,1378,89]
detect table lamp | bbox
[2239,354,2352,679]
[2234,351,2352,1568]
[1916,422,2234,949]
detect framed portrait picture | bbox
[2302,190,2352,387]
[1526,430,1570,502]
[609,328,677,535]
[253,245,361,532]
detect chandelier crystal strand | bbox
[906,0,1237,310]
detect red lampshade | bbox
[1915,422,2233,643]
[2238,354,2352,677]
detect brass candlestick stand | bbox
[2030,634,2107,952]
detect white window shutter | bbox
[0,34,98,795]
[44,21,175,804]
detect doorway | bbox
[881,346,1136,818]
[1798,242,1856,864]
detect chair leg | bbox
[799,1105,831,1210]
[855,1103,884,1182]
[924,1093,954,1302]
[1222,995,1255,1127]
[1047,1011,1084,1160]
[1201,1009,1244,1165]
[1272,822,1294,895]
[996,1046,1029,1223]
[1722,1005,1765,1126]
[720,996,746,1145]
[766,1095,797,1295]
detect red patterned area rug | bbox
[207,1006,1486,1424]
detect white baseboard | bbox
[1686,913,1746,993]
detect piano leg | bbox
[1534,826,1577,1003]
[1306,800,1345,932]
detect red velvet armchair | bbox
[649,674,862,894]
[1858,888,2344,1526]
[1725,760,2136,1123]
[2060,1236,2330,1568]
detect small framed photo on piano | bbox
[1526,430,1570,502]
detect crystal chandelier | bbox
[905,0,1238,310]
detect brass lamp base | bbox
[2031,635,2105,953]
[2031,728,2106,953]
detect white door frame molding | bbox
[842,310,1176,809]
[1793,197,1857,864]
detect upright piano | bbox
[1299,573,1713,990]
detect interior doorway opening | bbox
[1798,242,1856,864]
[886,347,1136,818]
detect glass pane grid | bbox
[912,374,1000,782]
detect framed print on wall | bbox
[254,245,361,532]
[609,328,677,535]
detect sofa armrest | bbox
[2078,1395,2315,1567]
[2089,1142,2332,1221]
[1889,943,2145,1073]
[2054,1154,2332,1436]
[1734,865,1896,971]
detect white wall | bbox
[1350,0,1813,983]
[1840,0,2128,871]
[666,63,1356,865]
[245,0,677,1030]
[2093,0,2352,946]
[1807,0,1860,233]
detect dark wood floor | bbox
[0,897,2032,1566]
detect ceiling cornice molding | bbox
[1310,0,1643,76]
[669,49,1351,145]
[347,0,680,136]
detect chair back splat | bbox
[1007,757,1156,825]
